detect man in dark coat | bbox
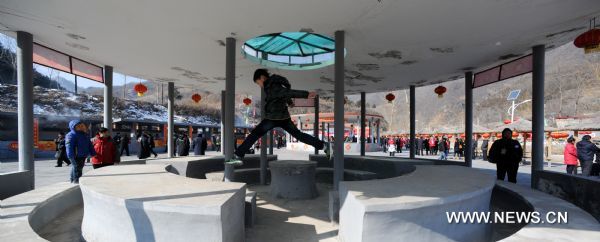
[137,132,152,159]
[229,69,331,165]
[192,133,208,156]
[120,133,130,156]
[54,132,70,167]
[489,128,523,183]
[177,133,191,156]
[576,135,600,176]
[481,139,489,161]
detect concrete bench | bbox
[0,182,81,242]
[205,168,271,184]
[245,191,257,228]
[79,164,247,242]
[338,165,496,242]
[496,181,600,241]
[315,167,378,183]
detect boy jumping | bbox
[227,69,331,165]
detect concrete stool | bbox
[245,191,257,227]
[269,160,318,199]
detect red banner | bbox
[33,118,39,148]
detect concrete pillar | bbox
[167,82,175,158]
[260,89,268,185]
[333,30,345,190]
[465,71,473,167]
[321,122,325,141]
[223,37,236,182]
[376,119,380,144]
[314,96,320,155]
[409,85,416,159]
[360,92,366,156]
[369,118,373,143]
[103,65,113,134]
[531,45,545,189]
[17,31,34,189]
[221,90,225,155]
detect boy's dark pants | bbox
[235,118,324,158]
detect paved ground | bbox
[0,147,586,188]
[2,146,596,242]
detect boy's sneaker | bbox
[225,155,244,166]
[324,142,333,161]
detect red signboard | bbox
[292,98,315,107]
[473,54,532,88]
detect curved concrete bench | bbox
[0,182,81,242]
[206,168,272,184]
[315,167,378,183]
[339,165,496,242]
[79,164,247,242]
[151,154,277,179]
[496,181,600,241]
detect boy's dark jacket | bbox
[263,75,309,120]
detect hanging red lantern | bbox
[243,97,252,106]
[191,93,201,103]
[482,133,490,139]
[512,132,519,138]
[460,133,466,138]
[579,131,592,135]
[134,83,148,97]
[503,119,512,124]
[496,133,502,138]
[434,85,447,98]
[574,27,600,54]
[385,93,395,103]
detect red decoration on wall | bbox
[550,132,569,139]
[385,93,395,103]
[134,83,148,96]
[434,86,447,98]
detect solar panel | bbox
[507,90,521,100]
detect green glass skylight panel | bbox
[242,32,344,70]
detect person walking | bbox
[66,120,95,184]
[481,138,489,161]
[54,132,70,167]
[488,128,523,183]
[113,132,122,156]
[563,136,578,175]
[177,133,191,156]
[228,69,331,165]
[438,137,448,160]
[192,133,208,156]
[388,138,397,157]
[91,128,118,169]
[120,133,130,156]
[137,132,152,159]
[454,138,461,159]
[576,135,600,176]
[148,132,158,158]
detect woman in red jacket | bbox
[92,128,118,169]
[563,136,578,175]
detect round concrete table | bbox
[269,160,318,199]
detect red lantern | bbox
[496,133,502,138]
[460,133,466,138]
[447,135,453,138]
[191,93,201,103]
[434,85,447,98]
[385,93,395,103]
[243,97,252,106]
[482,133,490,139]
[574,28,600,54]
[503,119,512,124]
[134,83,148,97]
[579,131,592,135]
[512,132,519,138]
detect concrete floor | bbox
[2,147,597,242]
